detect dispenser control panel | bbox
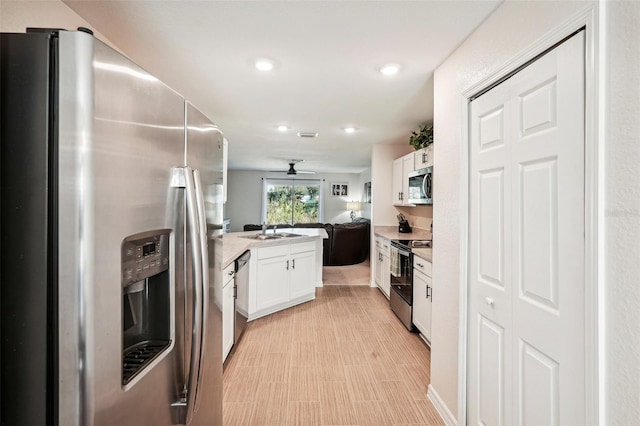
[122,229,170,287]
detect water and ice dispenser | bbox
[121,229,171,386]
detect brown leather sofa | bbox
[242,221,369,266]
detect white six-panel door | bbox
[468,32,585,425]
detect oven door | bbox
[389,242,413,305]
[407,167,433,205]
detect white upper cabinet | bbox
[392,153,415,206]
[414,144,434,170]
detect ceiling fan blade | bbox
[295,170,316,174]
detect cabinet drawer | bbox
[256,244,289,259]
[223,263,235,286]
[381,239,390,257]
[290,241,316,254]
[413,257,432,277]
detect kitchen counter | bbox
[374,226,432,262]
[222,227,328,269]
[412,247,432,263]
[374,225,432,241]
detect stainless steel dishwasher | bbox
[233,250,250,345]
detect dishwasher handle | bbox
[235,250,251,271]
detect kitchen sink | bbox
[240,232,304,240]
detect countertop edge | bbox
[222,228,327,269]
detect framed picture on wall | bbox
[364,181,371,203]
[331,183,348,197]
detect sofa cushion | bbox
[329,223,369,266]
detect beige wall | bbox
[432,0,640,423]
[395,205,432,231]
[1,0,117,50]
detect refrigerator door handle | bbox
[170,166,203,425]
[192,169,209,412]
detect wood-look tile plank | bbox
[249,382,289,425]
[223,366,262,402]
[288,366,320,402]
[344,364,382,401]
[319,381,357,425]
[223,402,255,426]
[286,401,321,426]
[353,400,395,426]
[316,351,346,382]
[223,285,443,426]
[260,352,290,383]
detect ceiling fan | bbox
[270,160,316,176]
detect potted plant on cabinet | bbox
[409,122,434,151]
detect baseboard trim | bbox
[427,384,457,426]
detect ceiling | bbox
[63,0,501,174]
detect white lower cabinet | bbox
[222,263,235,362]
[289,249,315,300]
[412,256,432,344]
[255,248,290,312]
[249,241,316,320]
[374,237,390,298]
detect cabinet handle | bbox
[422,151,427,163]
[485,296,494,306]
[416,262,424,268]
[292,259,295,269]
[400,191,403,201]
[286,260,290,270]
[426,285,431,300]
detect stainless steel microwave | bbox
[407,166,433,205]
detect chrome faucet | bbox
[272,224,277,234]
[261,222,267,235]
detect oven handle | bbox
[390,243,412,258]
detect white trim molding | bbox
[457,4,602,425]
[428,384,457,426]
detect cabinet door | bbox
[381,253,390,298]
[374,248,382,286]
[222,280,235,361]
[414,145,434,170]
[402,154,414,204]
[255,254,289,311]
[392,157,403,204]
[412,269,431,342]
[289,250,315,300]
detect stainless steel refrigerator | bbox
[0,29,223,425]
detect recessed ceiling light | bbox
[379,63,400,76]
[255,58,275,71]
[344,127,356,134]
[277,125,289,132]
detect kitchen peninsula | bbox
[222,228,327,321]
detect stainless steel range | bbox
[389,240,414,331]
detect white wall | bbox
[602,1,640,422]
[225,170,364,232]
[432,0,640,423]
[358,167,372,220]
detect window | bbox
[262,179,322,225]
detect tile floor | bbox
[322,259,371,285]
[223,285,444,425]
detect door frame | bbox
[457,5,603,425]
